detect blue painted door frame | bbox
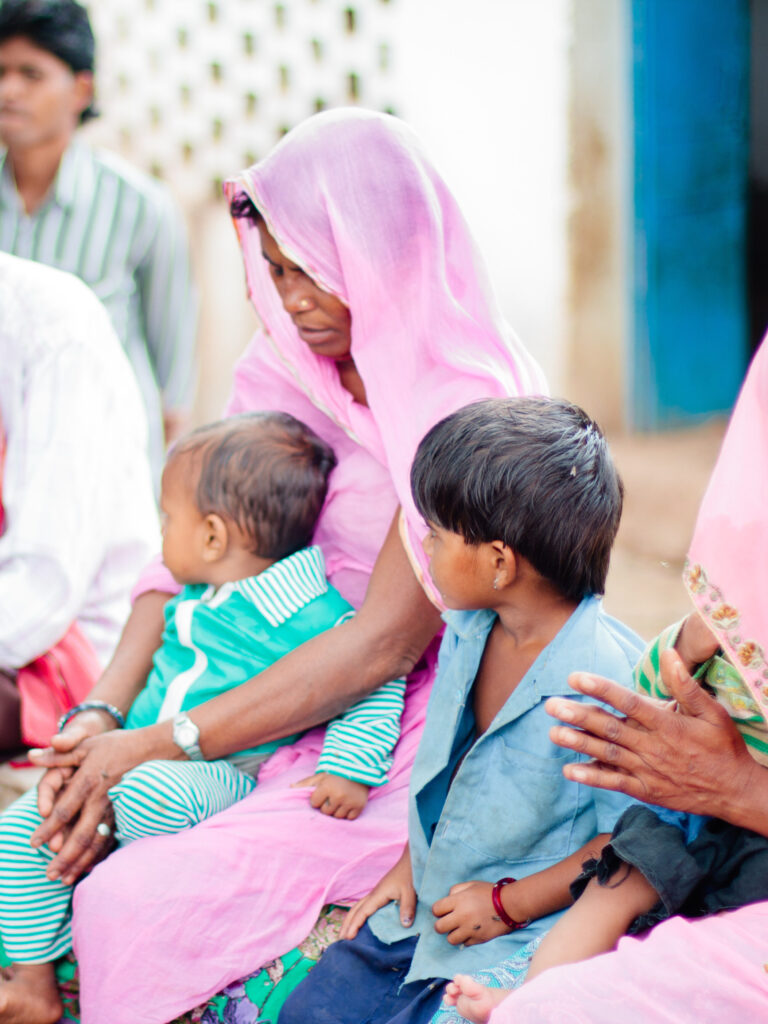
[630,0,750,428]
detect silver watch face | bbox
[175,720,198,746]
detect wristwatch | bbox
[172,712,204,761]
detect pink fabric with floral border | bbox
[684,339,768,722]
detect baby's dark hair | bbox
[230,192,261,227]
[170,412,336,561]
[410,397,623,601]
[0,0,97,122]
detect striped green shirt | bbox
[0,142,196,480]
[126,546,406,786]
[635,620,768,766]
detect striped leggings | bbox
[0,759,255,962]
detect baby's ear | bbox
[202,513,228,562]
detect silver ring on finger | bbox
[95,822,112,839]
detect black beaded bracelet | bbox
[57,701,126,733]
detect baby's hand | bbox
[443,975,509,1024]
[432,881,511,946]
[292,772,370,819]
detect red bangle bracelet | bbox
[491,877,530,932]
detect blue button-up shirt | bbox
[369,595,643,982]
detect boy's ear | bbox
[72,71,94,120]
[201,513,228,562]
[489,540,517,589]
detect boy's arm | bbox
[431,832,611,946]
[339,842,415,940]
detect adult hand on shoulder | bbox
[28,726,146,883]
[339,843,415,940]
[545,650,760,820]
[432,881,509,946]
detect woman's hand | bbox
[432,881,509,947]
[34,709,119,825]
[546,650,762,822]
[29,726,152,880]
[41,800,117,887]
[339,844,415,940]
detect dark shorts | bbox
[572,804,768,933]
[279,922,447,1024]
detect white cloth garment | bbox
[0,254,159,672]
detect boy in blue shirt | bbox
[281,397,643,1024]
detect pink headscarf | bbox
[684,339,768,720]
[224,108,547,602]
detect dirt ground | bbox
[602,419,726,641]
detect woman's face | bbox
[256,219,352,361]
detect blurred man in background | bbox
[0,0,198,484]
[0,253,158,755]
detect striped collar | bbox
[0,142,94,212]
[231,545,329,628]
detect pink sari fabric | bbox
[72,110,546,1024]
[684,339,768,720]
[490,904,768,1023]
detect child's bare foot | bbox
[443,975,509,1024]
[0,963,61,1024]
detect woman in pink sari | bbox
[490,340,768,1022]
[26,109,546,1024]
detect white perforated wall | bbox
[84,0,399,205]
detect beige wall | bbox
[565,0,629,430]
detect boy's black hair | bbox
[170,412,336,562]
[229,191,261,226]
[410,397,623,601]
[0,0,97,122]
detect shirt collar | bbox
[0,142,94,213]
[232,545,329,628]
[443,597,603,699]
[442,607,496,641]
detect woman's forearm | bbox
[196,617,435,758]
[85,590,170,715]
[713,758,768,836]
[120,514,442,764]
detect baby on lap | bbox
[0,411,404,1024]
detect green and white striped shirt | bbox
[126,546,407,786]
[0,142,197,480]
